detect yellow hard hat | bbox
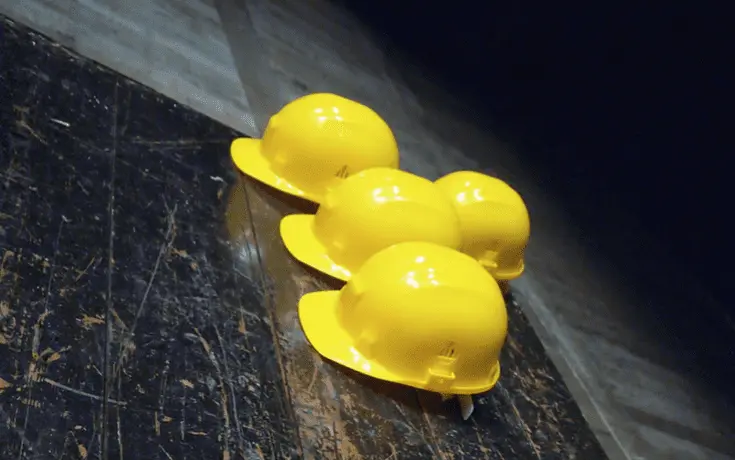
[299,241,508,394]
[280,167,462,281]
[231,93,400,204]
[434,171,530,281]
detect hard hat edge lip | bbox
[280,214,351,282]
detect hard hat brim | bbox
[299,290,394,381]
[280,214,352,282]
[230,137,322,203]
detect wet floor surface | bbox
[0,18,606,459]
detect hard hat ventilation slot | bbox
[438,342,457,358]
[334,165,350,179]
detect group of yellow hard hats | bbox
[231,93,530,397]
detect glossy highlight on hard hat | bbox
[298,241,509,394]
[230,93,400,204]
[280,167,462,281]
[435,171,530,281]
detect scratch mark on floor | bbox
[193,327,231,457]
[118,89,131,137]
[88,415,100,460]
[492,383,542,459]
[0,249,15,282]
[0,403,34,450]
[130,138,232,146]
[158,446,174,460]
[415,394,448,460]
[14,109,47,145]
[470,417,493,460]
[78,443,89,459]
[102,79,120,460]
[50,117,71,128]
[306,362,319,394]
[389,399,426,445]
[74,256,97,282]
[42,378,127,406]
[157,359,170,438]
[239,178,305,455]
[508,394,542,459]
[110,308,128,330]
[126,203,177,338]
[17,216,66,460]
[180,352,187,442]
[112,204,177,382]
[116,378,124,460]
[215,325,246,457]
[154,411,161,437]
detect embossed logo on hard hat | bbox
[438,342,457,359]
[334,166,350,179]
[429,343,458,389]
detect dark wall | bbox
[344,2,731,306]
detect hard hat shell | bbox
[231,93,400,204]
[435,171,530,280]
[299,241,508,394]
[280,167,462,281]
